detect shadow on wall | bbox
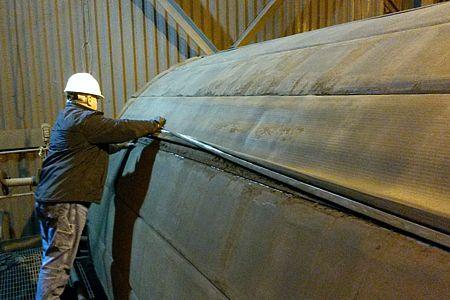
[110,140,160,299]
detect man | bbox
[34,73,165,299]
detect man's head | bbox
[64,73,104,111]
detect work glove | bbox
[156,116,166,129]
[153,116,166,134]
[148,117,166,138]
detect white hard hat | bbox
[64,73,104,98]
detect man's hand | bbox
[154,116,166,134]
[157,116,166,129]
[148,116,166,137]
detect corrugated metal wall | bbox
[180,0,389,49]
[0,0,445,238]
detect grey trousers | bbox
[35,202,89,300]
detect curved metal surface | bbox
[89,4,450,299]
[141,4,450,97]
[125,94,450,233]
[121,3,450,233]
[89,140,450,299]
[158,129,450,248]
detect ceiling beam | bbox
[385,0,400,13]
[155,0,217,55]
[232,0,284,48]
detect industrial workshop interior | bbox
[1,0,449,299]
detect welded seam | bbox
[145,219,229,299]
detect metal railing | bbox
[0,148,40,156]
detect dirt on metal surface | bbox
[89,141,450,299]
[89,3,450,299]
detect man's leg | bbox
[35,202,89,300]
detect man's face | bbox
[86,95,98,111]
[78,94,99,111]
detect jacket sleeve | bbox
[81,114,160,144]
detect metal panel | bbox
[125,94,450,233]
[143,21,450,97]
[130,218,227,299]
[89,141,450,299]
[124,2,450,233]
[87,4,450,296]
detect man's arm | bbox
[81,114,163,144]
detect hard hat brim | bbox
[64,90,104,99]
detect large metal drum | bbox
[89,3,450,299]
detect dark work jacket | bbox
[34,102,159,204]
